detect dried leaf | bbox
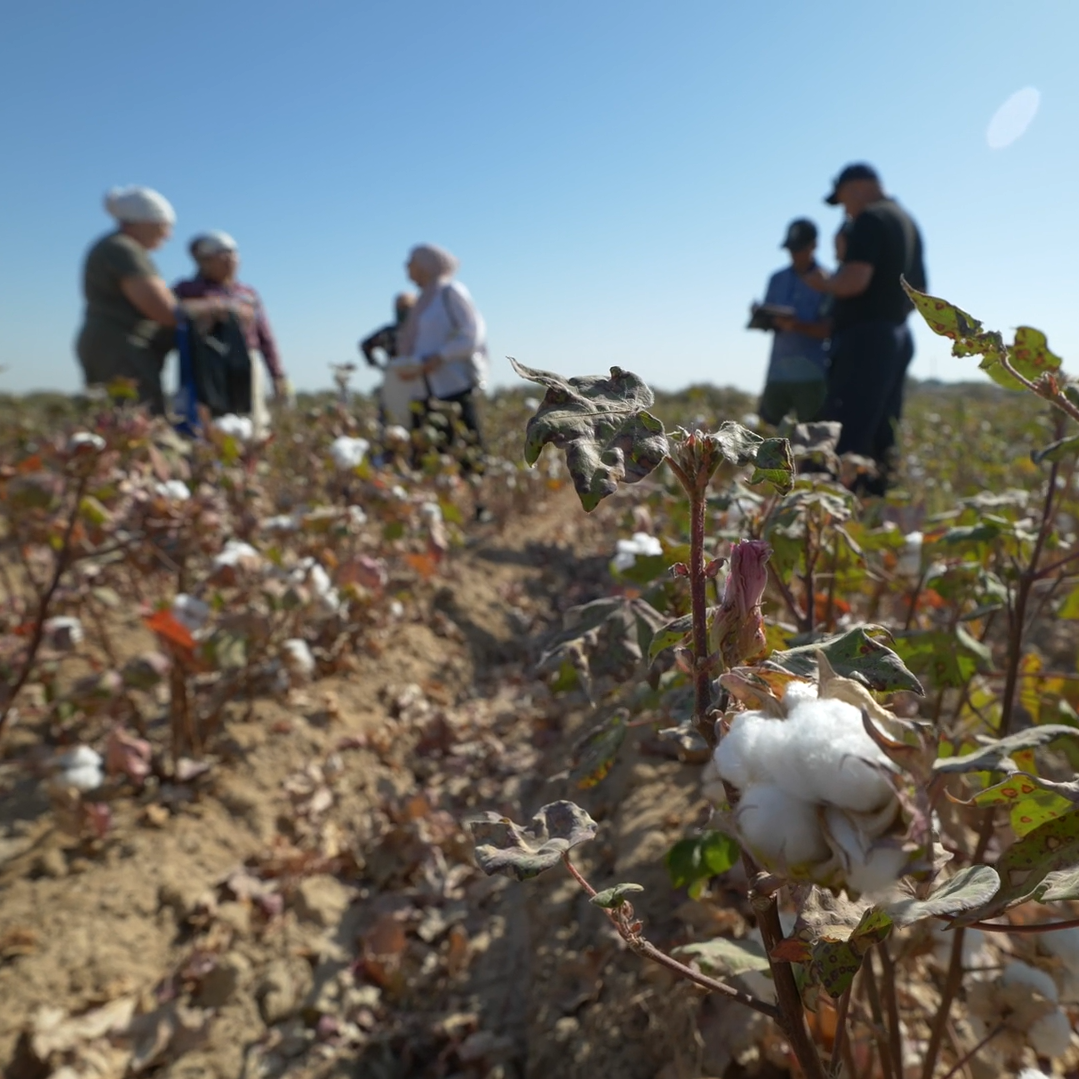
[469,801,598,881]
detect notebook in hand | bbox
[747,303,796,331]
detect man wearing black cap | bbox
[801,163,926,495]
[752,217,832,426]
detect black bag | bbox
[186,313,252,416]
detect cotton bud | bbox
[330,436,370,470]
[715,539,771,667]
[43,616,84,651]
[384,425,411,447]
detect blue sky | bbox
[1,1,1077,399]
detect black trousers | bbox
[412,388,485,474]
[823,320,914,496]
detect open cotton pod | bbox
[712,668,916,895]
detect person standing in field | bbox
[75,187,182,414]
[392,244,488,461]
[173,231,288,402]
[360,293,417,369]
[75,188,241,414]
[753,218,832,426]
[802,163,927,496]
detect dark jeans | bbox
[823,320,914,496]
[412,388,485,475]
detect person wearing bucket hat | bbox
[750,217,833,426]
[801,163,926,496]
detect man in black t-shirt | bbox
[802,163,926,495]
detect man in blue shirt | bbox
[753,218,832,426]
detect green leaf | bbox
[589,882,644,909]
[933,725,1079,774]
[570,712,628,789]
[749,436,795,494]
[1010,326,1062,382]
[849,907,893,951]
[1032,433,1079,466]
[769,625,924,695]
[666,831,740,899]
[809,939,864,998]
[962,774,1076,837]
[511,359,669,511]
[887,866,1001,927]
[673,937,770,977]
[901,281,1021,388]
[892,627,990,689]
[469,801,598,881]
[951,809,1079,925]
[648,608,721,664]
[537,596,668,693]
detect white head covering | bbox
[408,243,459,281]
[190,231,238,260]
[104,186,176,225]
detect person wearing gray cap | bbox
[801,163,926,496]
[173,231,288,400]
[750,218,832,426]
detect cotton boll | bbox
[897,532,923,577]
[43,616,84,651]
[69,431,106,453]
[612,532,662,571]
[55,746,105,792]
[737,783,829,871]
[281,638,316,681]
[1028,1008,1073,1057]
[215,414,254,441]
[779,680,819,708]
[845,845,909,896]
[778,697,896,811]
[931,926,995,977]
[419,501,443,523]
[171,594,209,633]
[212,539,261,571]
[714,713,774,790]
[330,436,369,470]
[1040,927,1079,1001]
[155,480,191,501]
[1019,1069,1054,1079]
[1002,960,1059,1002]
[261,514,298,533]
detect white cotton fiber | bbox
[1001,960,1059,1002]
[1028,1008,1073,1057]
[714,714,774,790]
[845,846,909,896]
[780,680,819,707]
[775,698,896,811]
[737,783,829,869]
[1041,927,1079,1002]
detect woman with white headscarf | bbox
[75,187,235,414]
[390,243,489,470]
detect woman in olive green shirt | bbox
[76,187,236,414]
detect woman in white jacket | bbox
[389,244,488,470]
